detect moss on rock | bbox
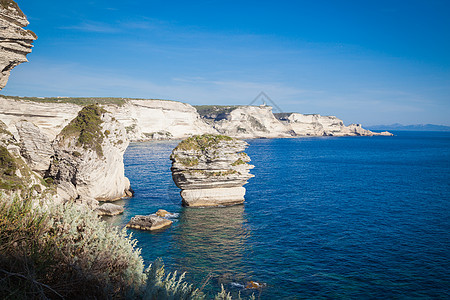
[60,104,106,156]
[174,134,233,152]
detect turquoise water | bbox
[109,132,450,299]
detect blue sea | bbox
[108,131,450,299]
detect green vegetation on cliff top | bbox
[1,96,182,106]
[60,104,106,156]
[194,105,239,118]
[174,134,234,151]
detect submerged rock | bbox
[126,215,173,231]
[170,134,254,207]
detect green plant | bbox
[59,104,106,156]
[174,134,233,152]
[0,193,146,299]
[143,258,204,299]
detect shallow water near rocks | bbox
[107,132,450,299]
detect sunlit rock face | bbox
[0,0,36,90]
[47,105,132,205]
[276,113,392,136]
[170,134,254,207]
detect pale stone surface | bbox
[126,215,173,231]
[171,135,254,207]
[181,187,246,207]
[105,100,217,141]
[48,109,132,202]
[212,105,294,138]
[277,113,393,137]
[0,98,80,141]
[95,203,124,216]
[0,97,392,141]
[15,120,53,175]
[0,0,36,89]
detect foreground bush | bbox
[0,194,145,298]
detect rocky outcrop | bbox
[275,113,392,136]
[15,120,53,175]
[200,105,294,138]
[171,134,254,207]
[95,203,124,216]
[0,0,36,90]
[46,104,132,205]
[126,215,173,231]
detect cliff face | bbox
[276,113,392,136]
[0,97,217,141]
[47,105,132,206]
[211,105,294,138]
[171,134,254,207]
[0,0,36,90]
[0,97,391,141]
[105,99,216,140]
[0,98,80,140]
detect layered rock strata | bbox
[15,120,53,175]
[275,113,393,136]
[171,134,254,207]
[46,104,132,205]
[0,97,392,140]
[0,0,36,89]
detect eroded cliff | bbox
[46,104,132,206]
[0,0,36,90]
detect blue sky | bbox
[2,0,449,125]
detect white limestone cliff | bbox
[15,120,54,175]
[0,97,392,140]
[210,105,294,138]
[105,99,217,140]
[0,0,36,90]
[47,105,132,206]
[276,113,393,136]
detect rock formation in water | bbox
[46,104,132,206]
[170,134,254,207]
[126,214,173,231]
[95,203,125,216]
[0,0,36,90]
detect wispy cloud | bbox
[60,21,121,33]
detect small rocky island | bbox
[170,134,254,207]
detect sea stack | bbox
[170,134,254,207]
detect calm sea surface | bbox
[108,131,450,299]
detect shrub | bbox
[59,104,106,157]
[0,193,146,298]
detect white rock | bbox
[0,1,36,90]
